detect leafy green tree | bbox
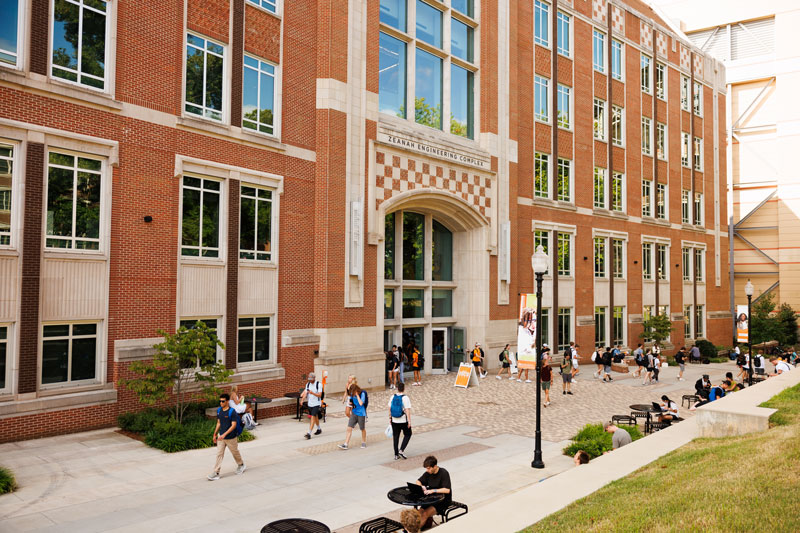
[398,98,442,130]
[750,293,799,346]
[121,322,231,423]
[640,313,674,348]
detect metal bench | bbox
[630,410,649,425]
[612,415,636,426]
[441,501,468,522]
[681,394,700,408]
[359,517,404,533]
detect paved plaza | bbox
[0,362,735,532]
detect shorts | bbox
[562,373,572,383]
[637,360,646,367]
[572,361,579,368]
[646,367,654,372]
[347,413,365,430]
[308,405,321,418]
[473,360,482,367]
[502,362,510,368]
[542,381,551,390]
[679,363,685,371]
[603,365,612,374]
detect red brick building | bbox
[0,0,730,442]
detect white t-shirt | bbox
[662,401,678,417]
[304,381,322,407]
[229,398,247,414]
[388,393,412,423]
[571,349,579,368]
[743,353,750,369]
[775,361,792,373]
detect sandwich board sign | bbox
[454,362,480,388]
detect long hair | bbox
[349,384,363,397]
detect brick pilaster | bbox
[30,0,49,75]
[230,0,245,128]
[226,179,240,369]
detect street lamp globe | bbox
[744,279,754,297]
[531,245,549,274]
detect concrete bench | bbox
[205,397,296,419]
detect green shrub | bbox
[0,466,17,494]
[695,339,717,359]
[563,423,643,459]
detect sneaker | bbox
[525,379,532,383]
[593,372,598,379]
[567,391,573,395]
[254,421,260,426]
[517,379,523,382]
[361,443,367,449]
[314,428,322,435]
[398,451,407,459]
[563,391,566,395]
[304,433,311,440]
[207,472,220,481]
[395,455,401,460]
[496,375,502,380]
[338,443,349,450]
[679,378,685,381]
[608,377,613,381]
[508,376,515,380]
[235,464,247,475]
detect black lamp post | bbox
[531,245,548,469]
[745,279,754,386]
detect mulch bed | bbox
[115,429,146,442]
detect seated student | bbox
[770,357,793,376]
[754,353,767,375]
[658,395,679,422]
[724,372,743,391]
[574,450,590,465]
[694,374,712,399]
[691,381,727,410]
[415,456,452,526]
[241,401,258,430]
[400,509,422,533]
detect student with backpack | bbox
[496,344,512,379]
[632,343,645,378]
[591,348,603,379]
[208,393,246,480]
[338,383,368,450]
[560,353,573,395]
[301,372,324,439]
[389,382,412,460]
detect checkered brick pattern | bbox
[592,0,607,23]
[612,5,624,33]
[657,32,668,58]
[680,44,690,70]
[640,21,652,49]
[693,54,704,79]
[375,150,492,220]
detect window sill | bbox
[181,257,225,267]
[554,201,577,211]
[593,208,626,219]
[43,250,107,261]
[239,260,278,270]
[0,70,122,111]
[0,248,20,258]
[532,197,556,207]
[0,386,116,416]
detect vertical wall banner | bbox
[736,304,749,344]
[517,294,537,369]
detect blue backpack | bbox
[390,394,405,418]
[217,407,244,438]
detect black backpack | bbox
[563,347,571,360]
[362,390,369,410]
[499,350,505,362]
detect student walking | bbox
[632,343,645,378]
[387,347,399,389]
[338,383,367,450]
[675,346,687,381]
[592,348,603,379]
[389,382,412,460]
[497,344,512,379]
[208,393,246,480]
[411,345,423,385]
[302,372,323,439]
[471,343,487,378]
[541,354,552,406]
[642,350,654,385]
[601,347,613,382]
[560,354,573,395]
[570,343,580,378]
[652,351,661,382]
[396,345,406,384]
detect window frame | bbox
[0,0,25,70]
[246,0,280,15]
[612,306,624,345]
[682,247,691,281]
[641,179,652,218]
[641,116,652,156]
[49,0,111,92]
[236,315,275,368]
[612,238,624,278]
[184,32,228,123]
[694,247,705,282]
[179,317,224,364]
[0,324,10,394]
[556,10,570,57]
[556,157,572,203]
[655,62,666,100]
[681,75,690,111]
[592,30,606,73]
[593,166,606,209]
[695,304,705,338]
[642,242,653,280]
[694,192,703,225]
[242,53,281,139]
[180,174,223,259]
[611,105,623,147]
[611,39,623,81]
[0,141,19,249]
[534,0,549,48]
[681,189,690,224]
[557,307,572,352]
[534,152,549,199]
[693,81,703,116]
[656,243,668,280]
[594,236,606,278]
[557,231,571,277]
[684,304,692,338]
[534,75,550,123]
[656,122,667,160]
[681,132,690,168]
[694,136,703,171]
[239,182,276,264]
[611,172,623,213]
[656,182,667,220]
[557,83,571,129]
[640,54,652,94]
[593,98,606,141]
[594,306,607,349]
[40,321,101,390]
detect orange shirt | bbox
[472,348,482,362]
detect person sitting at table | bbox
[241,401,257,430]
[400,509,422,533]
[658,395,679,423]
[694,374,711,399]
[415,455,452,526]
[574,450,590,465]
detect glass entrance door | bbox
[431,328,447,374]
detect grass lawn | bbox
[522,384,800,532]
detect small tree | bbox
[640,313,674,348]
[750,292,782,346]
[121,321,231,423]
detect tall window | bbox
[557,308,572,351]
[0,325,6,390]
[247,0,278,14]
[641,117,652,156]
[681,76,690,111]
[681,132,690,167]
[557,11,570,56]
[1,0,22,67]
[593,167,606,209]
[51,0,108,90]
[385,289,395,319]
[641,179,652,218]
[379,1,477,137]
[694,248,704,282]
[682,247,691,281]
[0,144,13,246]
[694,137,703,171]
[641,54,651,93]
[243,55,277,136]
[593,98,606,141]
[612,306,624,345]
[181,176,220,257]
[237,317,271,365]
[42,323,98,385]
[534,229,549,255]
[558,232,571,276]
[594,237,606,278]
[694,192,703,225]
[432,220,452,281]
[534,75,549,122]
[534,152,549,198]
[612,238,624,278]
[681,190,690,224]
[657,244,667,280]
[656,123,667,160]
[557,158,571,202]
[655,63,666,99]
[540,308,550,347]
[695,304,704,337]
[656,183,666,220]
[534,0,549,47]
[611,39,623,80]
[240,185,273,262]
[185,33,225,121]
[403,211,424,280]
[557,84,571,128]
[642,242,652,279]
[593,30,605,73]
[594,306,606,348]
[693,81,703,115]
[385,213,395,279]
[611,172,623,212]
[611,106,623,146]
[684,305,691,337]
[46,152,102,250]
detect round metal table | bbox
[250,396,271,423]
[284,392,302,420]
[387,486,445,507]
[261,518,331,533]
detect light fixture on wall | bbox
[144,216,153,223]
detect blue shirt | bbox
[217,407,238,439]
[351,392,366,417]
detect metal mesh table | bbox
[261,518,331,533]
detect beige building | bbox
[653,0,800,327]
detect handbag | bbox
[385,424,393,439]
